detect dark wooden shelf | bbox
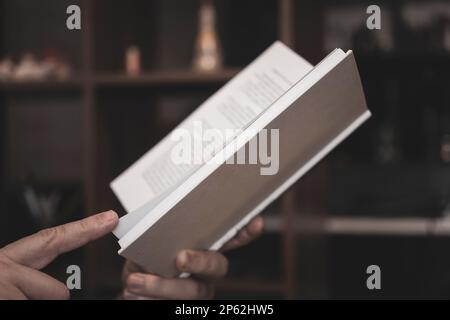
[94,69,241,88]
[0,79,82,92]
[354,52,450,69]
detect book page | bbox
[111,41,313,213]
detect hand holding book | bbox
[111,41,370,277]
[121,216,264,300]
[0,211,119,299]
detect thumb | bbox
[1,210,118,269]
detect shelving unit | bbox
[1,0,325,299]
[2,0,449,299]
[264,215,450,236]
[83,0,329,299]
[0,79,82,91]
[94,70,240,87]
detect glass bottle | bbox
[193,0,223,71]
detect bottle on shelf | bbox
[125,45,141,76]
[193,0,223,72]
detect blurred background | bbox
[0,0,449,299]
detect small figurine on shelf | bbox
[1,50,73,82]
[193,0,223,72]
[125,45,141,76]
[0,58,14,81]
[13,54,42,80]
[41,54,72,80]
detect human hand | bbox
[0,210,118,299]
[122,216,264,300]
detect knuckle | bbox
[206,253,228,276]
[136,274,160,295]
[202,254,215,273]
[78,218,91,233]
[37,226,64,256]
[38,227,60,244]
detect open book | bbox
[111,41,370,277]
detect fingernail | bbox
[102,210,118,223]
[177,250,191,270]
[127,273,145,291]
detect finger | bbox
[221,216,264,252]
[122,260,144,287]
[0,283,27,300]
[2,210,118,269]
[12,264,69,300]
[126,273,214,300]
[176,250,228,279]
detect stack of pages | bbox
[111,41,371,277]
